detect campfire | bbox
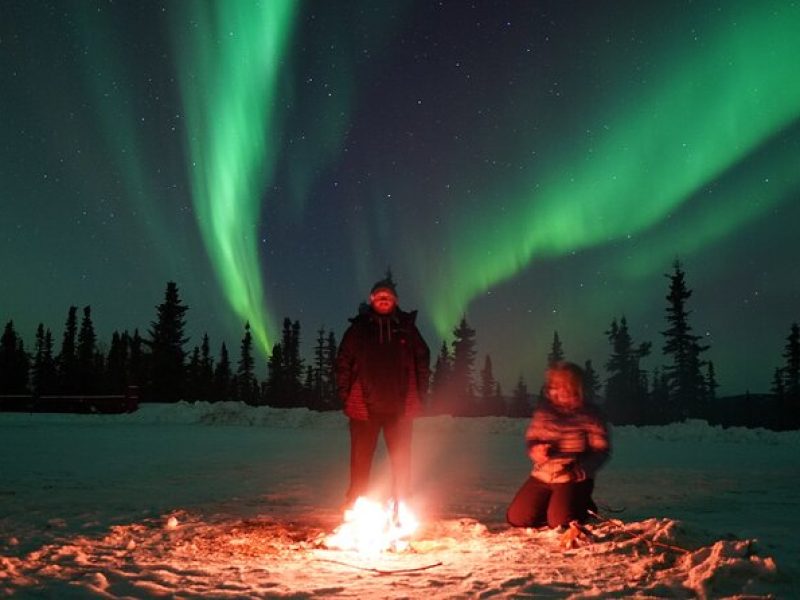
[324,497,419,554]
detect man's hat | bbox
[370,277,397,297]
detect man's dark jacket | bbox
[336,308,430,419]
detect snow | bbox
[1,402,798,598]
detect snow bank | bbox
[2,402,799,446]
[0,401,345,429]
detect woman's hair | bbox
[544,360,585,404]
[546,361,585,391]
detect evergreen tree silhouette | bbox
[105,331,129,394]
[265,342,286,406]
[199,334,214,402]
[236,322,257,404]
[778,322,800,426]
[213,342,232,401]
[0,321,29,394]
[325,331,339,409]
[661,261,708,420]
[147,282,189,402]
[771,367,785,399]
[265,318,305,407]
[93,349,105,394]
[509,375,530,417]
[478,354,496,416]
[76,306,98,394]
[58,306,79,394]
[430,340,453,414]
[781,323,800,398]
[303,364,314,408]
[605,316,651,424]
[492,381,506,416]
[547,331,565,366]
[128,329,147,392]
[282,319,304,406]
[650,367,669,422]
[313,327,326,409]
[451,316,477,416]
[705,361,718,401]
[186,345,201,401]
[583,359,601,404]
[31,323,57,396]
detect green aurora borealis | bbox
[419,1,800,332]
[2,1,799,394]
[172,1,298,353]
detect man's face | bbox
[546,371,583,411]
[370,289,397,315]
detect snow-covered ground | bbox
[1,403,798,598]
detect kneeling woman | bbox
[507,361,611,529]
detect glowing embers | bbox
[325,497,419,554]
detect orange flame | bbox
[325,497,419,554]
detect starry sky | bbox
[2,1,799,396]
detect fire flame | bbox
[325,497,419,554]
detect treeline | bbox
[0,282,341,410]
[425,261,799,430]
[1,263,799,429]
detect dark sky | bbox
[2,0,799,396]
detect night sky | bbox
[2,1,799,396]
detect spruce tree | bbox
[31,324,46,396]
[430,340,453,414]
[31,324,57,396]
[42,328,57,394]
[325,331,339,409]
[547,331,565,366]
[451,316,477,416]
[147,282,189,401]
[771,367,786,399]
[778,322,800,426]
[303,365,315,408]
[478,354,496,417]
[214,342,232,401]
[237,322,257,404]
[583,359,601,404]
[781,323,800,399]
[76,306,98,394]
[186,345,201,401]
[605,316,651,425]
[274,318,303,406]
[265,342,286,406]
[650,367,670,422]
[58,306,79,394]
[492,381,506,416]
[199,334,214,401]
[509,376,530,417]
[128,329,146,393]
[106,331,129,394]
[705,361,718,402]
[661,261,708,420]
[289,320,304,404]
[0,321,29,394]
[313,327,326,408]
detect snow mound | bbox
[3,404,799,447]
[614,419,800,445]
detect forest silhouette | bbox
[1,262,798,430]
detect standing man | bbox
[336,274,430,511]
